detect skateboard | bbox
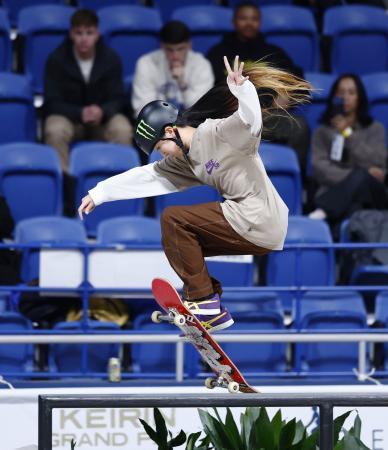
[151,278,259,394]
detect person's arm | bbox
[88,163,180,207]
[131,56,160,116]
[181,55,215,108]
[311,126,352,186]
[44,55,82,122]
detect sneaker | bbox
[196,306,234,333]
[184,293,221,316]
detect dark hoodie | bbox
[207,32,303,84]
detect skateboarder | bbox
[78,55,311,332]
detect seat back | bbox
[18,5,76,93]
[296,290,367,372]
[0,73,36,143]
[261,6,319,72]
[0,312,33,372]
[70,143,144,237]
[266,217,335,310]
[260,143,302,215]
[99,6,162,79]
[154,0,216,22]
[14,216,87,282]
[171,6,233,54]
[0,9,11,70]
[3,0,66,27]
[78,0,141,9]
[51,320,120,373]
[221,311,286,373]
[362,72,388,143]
[97,216,161,245]
[323,6,388,75]
[0,143,62,223]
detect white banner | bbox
[2,385,388,450]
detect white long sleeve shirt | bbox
[89,79,289,250]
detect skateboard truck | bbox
[151,309,186,327]
[205,375,240,393]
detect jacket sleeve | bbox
[312,126,352,186]
[99,53,128,121]
[88,163,180,206]
[44,55,82,122]
[131,56,160,116]
[347,121,386,171]
[181,56,215,108]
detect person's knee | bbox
[160,206,180,230]
[44,116,73,144]
[105,114,133,145]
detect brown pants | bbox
[160,202,269,301]
[44,114,133,172]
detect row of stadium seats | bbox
[0,142,302,234]
[9,215,388,311]
[2,290,388,375]
[1,4,387,90]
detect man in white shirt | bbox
[43,9,133,173]
[131,20,215,116]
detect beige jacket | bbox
[89,79,289,250]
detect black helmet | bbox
[134,100,179,155]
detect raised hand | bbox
[223,55,249,86]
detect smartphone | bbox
[330,96,345,117]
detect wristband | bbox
[341,127,353,138]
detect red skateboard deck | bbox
[151,278,259,394]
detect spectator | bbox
[131,20,214,117]
[0,195,20,285]
[207,1,309,174]
[309,74,387,226]
[43,9,133,173]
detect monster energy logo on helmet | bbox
[134,100,179,155]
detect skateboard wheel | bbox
[205,377,216,390]
[151,310,163,324]
[228,381,239,394]
[174,314,186,326]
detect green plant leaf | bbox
[271,410,283,446]
[154,408,168,443]
[279,418,296,448]
[300,429,319,450]
[293,420,307,445]
[225,407,244,449]
[70,439,76,450]
[169,429,187,447]
[198,409,229,450]
[351,414,361,439]
[333,410,352,443]
[139,418,161,445]
[241,407,261,449]
[186,432,202,450]
[252,408,275,450]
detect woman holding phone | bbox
[309,73,386,224]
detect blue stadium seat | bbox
[220,310,287,373]
[171,6,233,54]
[0,9,11,71]
[97,216,162,245]
[303,72,336,132]
[323,6,388,75]
[0,312,34,372]
[18,5,76,93]
[14,216,87,283]
[362,72,388,142]
[3,0,67,27]
[70,143,144,237]
[266,216,335,310]
[295,290,368,372]
[0,73,36,143]
[0,143,62,223]
[0,292,10,312]
[222,291,283,314]
[78,0,141,10]
[228,0,292,6]
[154,0,217,22]
[149,151,221,217]
[50,320,120,373]
[132,313,198,376]
[260,143,302,215]
[98,6,162,80]
[261,6,319,72]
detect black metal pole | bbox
[38,396,52,450]
[319,402,333,450]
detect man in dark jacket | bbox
[207,1,309,175]
[43,9,133,172]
